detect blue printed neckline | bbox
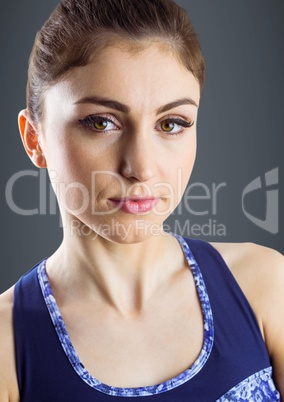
[37,233,214,397]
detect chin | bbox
[68,210,170,245]
[91,217,166,245]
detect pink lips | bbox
[109,196,160,214]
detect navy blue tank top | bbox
[13,234,280,401]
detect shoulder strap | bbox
[182,237,271,371]
[13,260,125,401]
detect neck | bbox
[46,217,184,315]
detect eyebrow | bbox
[157,98,199,113]
[74,96,199,114]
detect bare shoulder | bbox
[209,241,284,395]
[208,241,284,321]
[0,286,20,402]
[209,240,283,272]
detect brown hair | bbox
[27,0,206,123]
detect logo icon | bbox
[242,168,279,234]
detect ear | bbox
[18,109,47,168]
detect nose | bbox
[119,131,156,183]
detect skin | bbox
[0,41,283,400]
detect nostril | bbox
[120,161,155,183]
[119,138,156,182]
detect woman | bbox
[0,0,283,400]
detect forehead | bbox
[44,42,200,114]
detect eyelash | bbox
[79,115,117,132]
[161,118,194,136]
[79,114,194,136]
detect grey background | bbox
[1,1,283,293]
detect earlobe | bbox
[18,109,47,168]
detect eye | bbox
[79,115,118,132]
[159,118,194,135]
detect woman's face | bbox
[38,42,200,243]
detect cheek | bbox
[45,135,93,183]
[180,136,197,199]
[162,134,197,188]
[184,137,197,180]
[157,135,196,212]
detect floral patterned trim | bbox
[37,232,214,397]
[217,367,280,401]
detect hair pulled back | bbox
[27,0,206,123]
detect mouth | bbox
[108,196,160,214]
